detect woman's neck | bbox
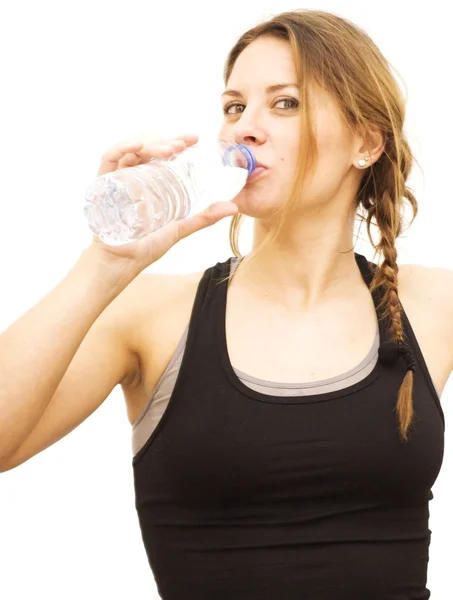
[237,218,364,310]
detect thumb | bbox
[177,202,239,240]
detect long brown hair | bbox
[223,9,419,442]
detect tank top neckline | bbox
[214,252,391,405]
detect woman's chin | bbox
[233,192,283,219]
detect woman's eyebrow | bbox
[221,83,299,99]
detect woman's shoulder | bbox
[398,261,453,310]
[398,261,453,336]
[122,267,207,325]
[118,259,228,354]
[125,256,232,313]
[398,261,453,393]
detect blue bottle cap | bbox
[236,144,257,175]
[222,143,256,175]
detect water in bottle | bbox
[84,139,256,245]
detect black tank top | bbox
[133,253,445,600]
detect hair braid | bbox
[360,139,418,442]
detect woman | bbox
[0,9,448,599]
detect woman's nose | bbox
[233,113,266,146]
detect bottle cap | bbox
[222,143,256,175]
[236,144,256,175]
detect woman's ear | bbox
[355,125,386,167]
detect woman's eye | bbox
[275,98,299,110]
[223,97,299,115]
[223,103,245,115]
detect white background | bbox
[0,0,451,598]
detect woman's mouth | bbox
[247,166,269,182]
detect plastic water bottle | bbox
[83,139,256,245]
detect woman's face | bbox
[218,36,363,221]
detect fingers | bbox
[97,134,199,176]
[98,141,143,174]
[176,202,239,240]
[175,133,199,146]
[122,139,184,167]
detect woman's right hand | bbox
[89,134,239,276]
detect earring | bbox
[358,157,370,168]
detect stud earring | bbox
[358,157,371,168]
